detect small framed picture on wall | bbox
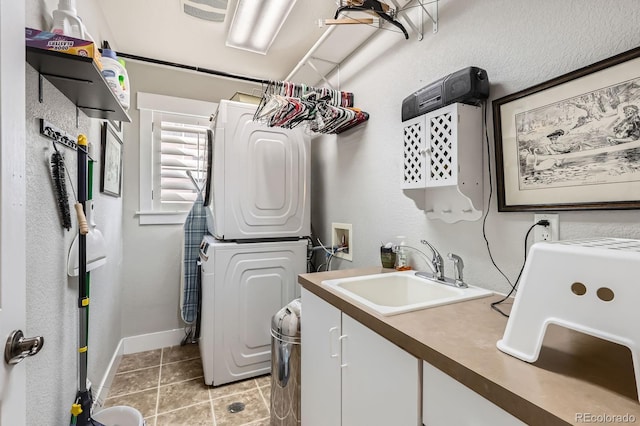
[100,122,123,197]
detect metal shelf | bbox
[286,0,438,87]
[26,46,131,123]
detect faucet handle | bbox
[420,239,441,260]
[447,253,465,286]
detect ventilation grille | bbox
[403,121,424,186]
[182,0,228,22]
[429,112,453,182]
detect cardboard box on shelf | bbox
[25,27,102,69]
[230,92,262,105]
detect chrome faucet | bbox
[420,240,445,281]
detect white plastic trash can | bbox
[91,406,145,426]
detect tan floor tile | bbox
[110,366,160,397]
[259,385,271,409]
[155,401,213,426]
[103,388,158,418]
[245,418,270,426]
[162,343,199,364]
[254,374,270,388]
[118,349,162,373]
[210,378,258,400]
[160,358,203,385]
[212,389,269,426]
[157,378,210,414]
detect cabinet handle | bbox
[339,334,348,368]
[328,327,339,358]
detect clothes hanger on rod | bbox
[252,79,367,133]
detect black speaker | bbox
[402,67,489,121]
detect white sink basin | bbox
[322,271,493,316]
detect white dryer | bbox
[205,100,310,240]
[198,235,307,386]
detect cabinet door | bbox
[402,115,428,189]
[301,289,342,426]
[342,314,420,426]
[423,104,458,188]
[423,361,526,425]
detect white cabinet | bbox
[423,361,526,425]
[300,287,342,426]
[301,288,421,426]
[402,103,483,223]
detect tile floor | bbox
[100,343,271,426]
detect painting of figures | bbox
[517,79,640,190]
[493,46,640,211]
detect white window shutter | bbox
[152,112,210,210]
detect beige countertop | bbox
[299,267,640,426]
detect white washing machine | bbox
[198,235,307,386]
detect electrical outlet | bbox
[533,214,559,242]
[331,222,353,261]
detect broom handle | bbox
[74,203,88,235]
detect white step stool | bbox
[497,238,640,401]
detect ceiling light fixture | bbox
[226,0,298,54]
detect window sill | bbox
[136,210,189,225]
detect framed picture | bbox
[100,122,123,197]
[108,119,122,135]
[493,46,640,212]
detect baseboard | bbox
[93,338,124,410]
[122,328,185,355]
[93,328,185,409]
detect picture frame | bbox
[100,122,123,197]
[108,119,122,135]
[492,46,640,212]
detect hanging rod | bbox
[114,52,267,85]
[114,52,353,105]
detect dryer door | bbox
[212,239,306,386]
[210,100,310,240]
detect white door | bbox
[300,292,421,426]
[0,0,27,424]
[300,288,342,426]
[341,314,420,426]
[212,239,306,385]
[423,361,526,425]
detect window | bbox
[138,93,217,225]
[154,112,208,206]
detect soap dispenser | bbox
[394,237,411,271]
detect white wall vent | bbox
[182,0,228,22]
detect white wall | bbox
[121,62,259,337]
[26,1,122,424]
[311,0,640,292]
[20,1,640,423]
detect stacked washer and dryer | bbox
[198,100,310,386]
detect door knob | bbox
[4,330,44,365]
